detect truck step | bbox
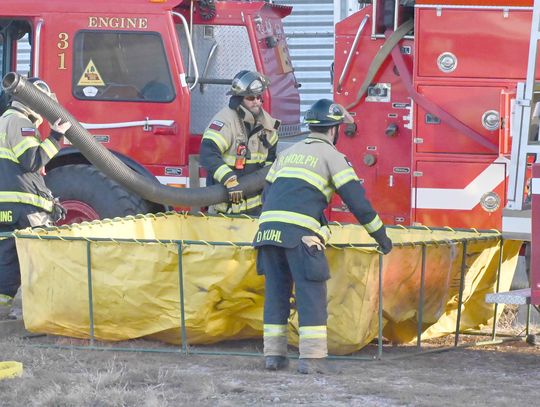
[485,288,531,305]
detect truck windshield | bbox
[72,31,175,102]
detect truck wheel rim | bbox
[60,200,100,225]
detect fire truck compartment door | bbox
[415,85,503,154]
[413,159,508,230]
[416,7,532,79]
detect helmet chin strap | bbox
[33,114,44,127]
[228,95,243,109]
[332,126,340,146]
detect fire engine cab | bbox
[0,0,300,223]
[331,0,539,231]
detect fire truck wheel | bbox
[45,164,152,224]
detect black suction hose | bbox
[2,72,269,207]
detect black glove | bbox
[223,175,244,204]
[370,228,392,255]
[49,118,72,142]
[51,198,67,223]
[377,235,393,255]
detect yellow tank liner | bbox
[10,212,521,357]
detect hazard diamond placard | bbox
[77,60,105,86]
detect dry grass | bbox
[497,304,520,332]
[1,337,242,406]
[1,328,540,407]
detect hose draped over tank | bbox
[1,73,269,207]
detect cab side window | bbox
[72,31,175,102]
[0,24,32,113]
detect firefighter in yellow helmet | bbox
[253,99,392,374]
[200,70,281,215]
[0,78,71,319]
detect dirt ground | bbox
[1,330,539,407]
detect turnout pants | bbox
[257,243,330,359]
[0,206,52,297]
[0,224,20,298]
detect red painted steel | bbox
[413,159,507,229]
[414,85,503,155]
[415,0,533,6]
[333,8,414,226]
[332,2,537,230]
[415,8,533,79]
[0,0,299,215]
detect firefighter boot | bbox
[526,334,539,346]
[0,294,13,320]
[263,324,288,370]
[7,289,22,320]
[297,358,338,375]
[265,356,289,371]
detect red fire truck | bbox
[0,0,300,223]
[331,0,538,231]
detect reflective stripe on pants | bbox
[257,244,328,358]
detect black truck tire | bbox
[45,164,151,223]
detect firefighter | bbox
[200,70,281,216]
[253,98,393,374]
[0,78,71,319]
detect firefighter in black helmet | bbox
[253,98,392,374]
[200,70,281,215]
[0,77,71,320]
